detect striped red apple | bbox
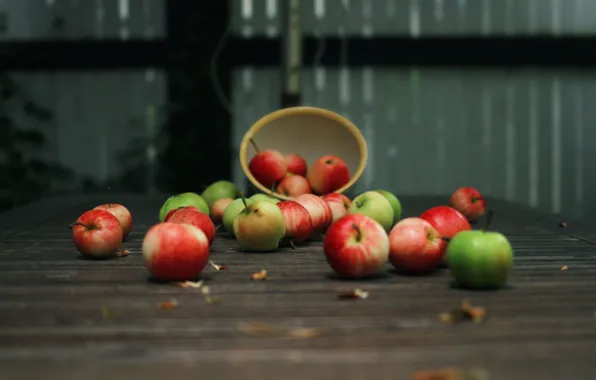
[142,222,210,281]
[323,214,389,278]
[388,217,444,274]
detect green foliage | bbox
[0,74,74,211]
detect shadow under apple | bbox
[448,280,515,292]
[387,267,446,278]
[146,273,213,285]
[325,271,392,282]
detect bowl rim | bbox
[239,106,368,201]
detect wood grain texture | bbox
[1,195,595,379]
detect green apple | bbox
[375,189,402,226]
[201,180,239,207]
[222,197,255,233]
[233,199,286,252]
[159,192,209,221]
[250,193,280,204]
[446,229,513,289]
[348,191,394,231]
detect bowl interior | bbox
[241,107,367,198]
[246,113,363,175]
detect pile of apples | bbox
[248,141,350,197]
[322,186,514,290]
[69,176,513,290]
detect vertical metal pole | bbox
[281,0,302,107]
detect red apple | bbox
[277,200,314,245]
[93,203,132,241]
[164,206,201,222]
[167,207,216,246]
[294,193,333,233]
[210,197,234,225]
[164,207,181,222]
[70,209,123,259]
[420,205,472,260]
[388,217,444,274]
[142,222,210,281]
[276,174,312,197]
[306,155,350,195]
[248,139,287,188]
[323,214,389,278]
[284,153,307,176]
[321,193,351,223]
[449,187,486,222]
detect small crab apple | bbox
[159,192,210,221]
[167,207,217,246]
[210,197,234,225]
[277,200,314,246]
[92,203,132,241]
[446,210,513,289]
[321,193,351,223]
[449,187,486,222]
[233,197,286,252]
[294,193,333,233]
[276,174,312,197]
[388,217,445,274]
[70,209,123,259]
[284,153,308,176]
[248,139,287,188]
[142,222,210,281]
[307,155,350,195]
[323,214,389,278]
[164,206,202,222]
[420,205,472,264]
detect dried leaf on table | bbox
[200,285,219,304]
[251,269,267,281]
[237,322,324,339]
[158,299,178,310]
[237,322,284,336]
[209,260,228,271]
[439,300,487,323]
[287,327,324,339]
[338,288,369,300]
[100,306,114,318]
[173,280,204,288]
[561,265,568,271]
[115,248,130,257]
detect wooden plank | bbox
[2,194,596,379]
[1,343,596,380]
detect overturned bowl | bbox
[239,106,368,201]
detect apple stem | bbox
[249,138,260,153]
[289,241,297,250]
[441,236,451,242]
[352,224,361,242]
[239,192,250,213]
[69,222,90,229]
[483,209,494,232]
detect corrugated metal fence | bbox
[1,0,594,221]
[230,0,596,222]
[0,0,165,187]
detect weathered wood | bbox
[1,194,595,379]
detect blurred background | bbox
[0,0,594,222]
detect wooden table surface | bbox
[1,194,595,380]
